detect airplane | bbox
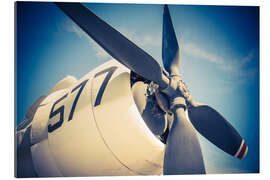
[16,2,248,177]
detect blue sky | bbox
[16,2,259,174]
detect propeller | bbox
[160,5,248,160]
[161,5,205,174]
[55,2,247,175]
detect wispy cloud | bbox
[61,20,111,60]
[218,50,255,73]
[66,23,84,38]
[181,42,258,89]
[182,43,224,64]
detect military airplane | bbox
[16,2,248,177]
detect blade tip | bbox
[164,4,168,11]
[234,140,248,160]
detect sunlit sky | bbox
[16,2,259,174]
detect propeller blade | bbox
[55,2,169,89]
[164,108,206,174]
[162,5,180,75]
[162,5,205,174]
[188,104,248,159]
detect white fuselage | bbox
[26,60,165,177]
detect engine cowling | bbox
[17,60,165,177]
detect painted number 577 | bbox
[48,79,88,133]
[47,66,118,133]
